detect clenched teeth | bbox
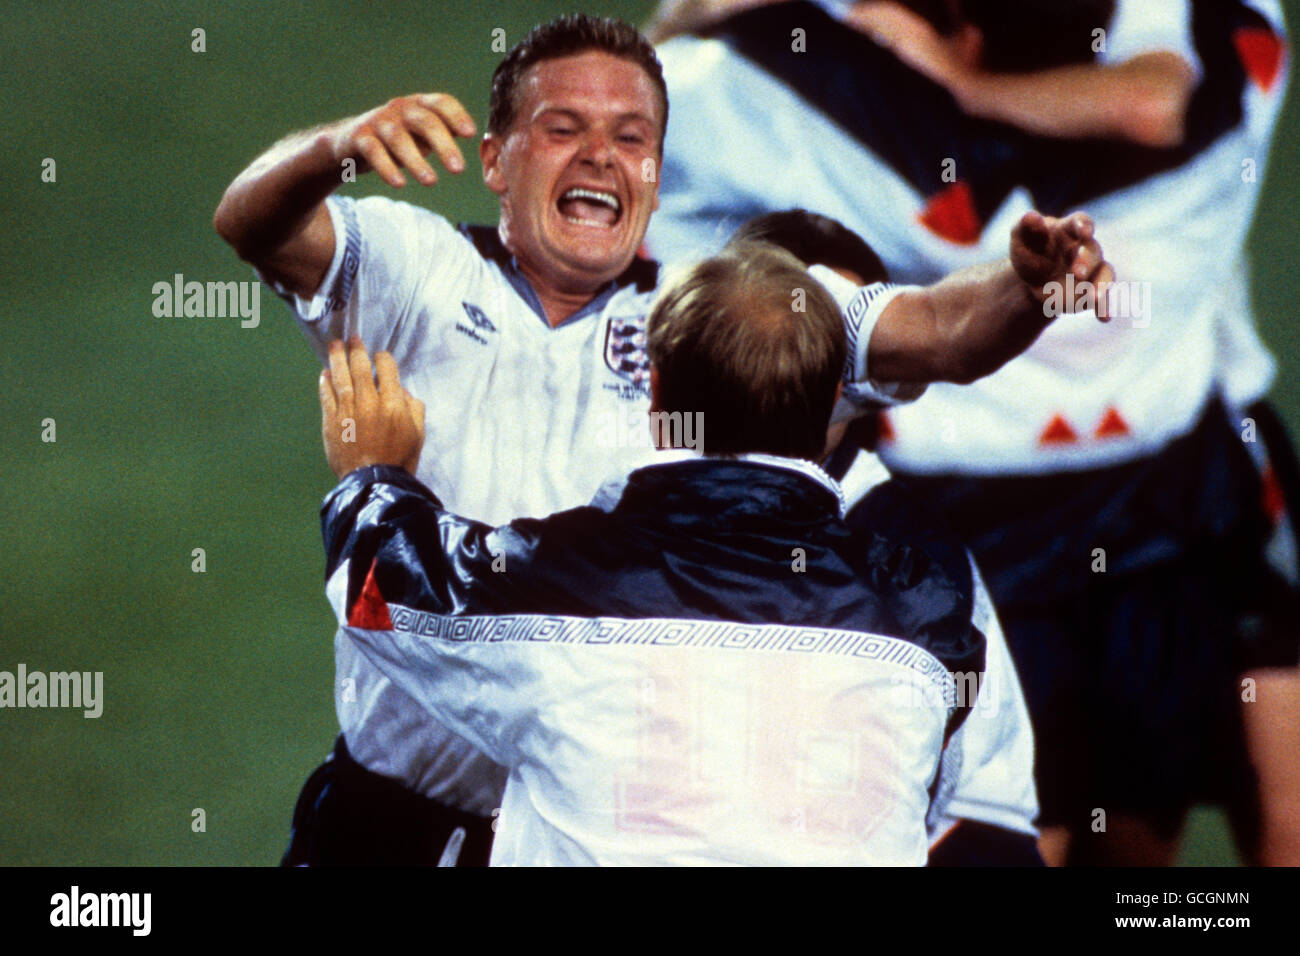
[561,187,621,213]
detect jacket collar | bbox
[595,450,846,523]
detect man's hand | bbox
[329,93,477,189]
[868,209,1115,385]
[319,339,426,478]
[1010,211,1115,320]
[214,92,477,298]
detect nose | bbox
[578,128,615,168]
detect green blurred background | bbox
[1,0,1296,865]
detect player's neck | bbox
[516,260,609,328]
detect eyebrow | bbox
[534,106,657,127]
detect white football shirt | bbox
[269,194,909,811]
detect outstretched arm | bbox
[866,211,1114,386]
[212,94,476,298]
[945,54,1195,149]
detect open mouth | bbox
[557,187,622,229]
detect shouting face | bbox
[482,50,663,300]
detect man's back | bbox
[324,456,983,864]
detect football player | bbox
[313,248,1005,865]
[215,13,1112,866]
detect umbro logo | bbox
[462,302,497,333]
[456,302,497,346]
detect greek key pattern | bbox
[381,607,955,706]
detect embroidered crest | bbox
[604,316,650,390]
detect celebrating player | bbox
[315,248,993,865]
[214,13,1112,866]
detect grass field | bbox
[2,0,1297,866]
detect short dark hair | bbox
[488,14,669,144]
[729,209,889,285]
[646,242,846,462]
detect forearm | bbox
[869,260,1042,386]
[213,124,342,285]
[952,53,1195,147]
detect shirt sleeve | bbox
[1100,0,1202,78]
[258,194,483,369]
[809,265,928,408]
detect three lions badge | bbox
[604,317,650,392]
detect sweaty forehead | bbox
[516,51,663,125]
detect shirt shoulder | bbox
[1101,0,1202,76]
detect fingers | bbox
[375,118,439,186]
[332,340,406,417]
[327,339,353,409]
[403,103,464,175]
[1092,262,1116,322]
[322,340,421,476]
[319,369,337,421]
[1070,238,1105,281]
[347,337,378,415]
[373,350,404,402]
[354,130,407,188]
[350,94,477,188]
[1051,210,1113,320]
[1064,211,1094,242]
[1016,210,1050,256]
[408,94,474,173]
[418,93,477,138]
[404,390,426,436]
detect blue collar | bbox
[457,224,660,329]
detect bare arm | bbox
[948,53,1196,148]
[848,2,1196,148]
[868,211,1114,385]
[213,94,476,299]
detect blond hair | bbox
[646,241,845,461]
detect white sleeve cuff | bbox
[809,266,928,407]
[254,195,358,323]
